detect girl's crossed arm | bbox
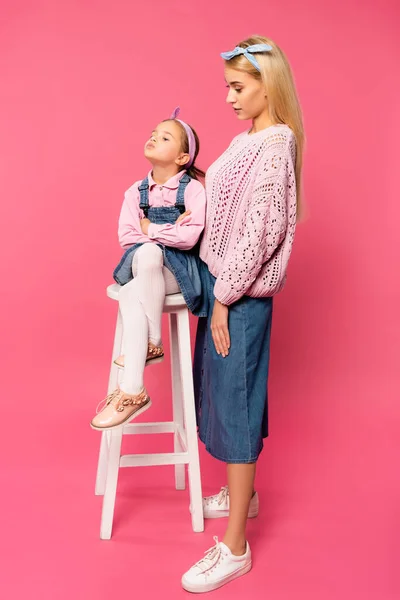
[147,180,206,250]
[118,183,151,249]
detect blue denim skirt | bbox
[193,267,273,463]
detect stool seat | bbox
[107,283,187,309]
[95,283,204,539]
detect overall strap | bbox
[138,177,150,217]
[175,173,191,212]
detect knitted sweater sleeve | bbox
[213,133,296,305]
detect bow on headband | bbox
[220,43,273,72]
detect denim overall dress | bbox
[113,173,208,318]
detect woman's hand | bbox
[211,299,230,357]
[140,218,151,235]
[176,209,192,224]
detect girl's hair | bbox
[163,119,206,180]
[223,35,305,219]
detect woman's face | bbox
[144,120,188,166]
[225,67,268,121]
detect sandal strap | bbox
[147,343,163,357]
[116,388,148,412]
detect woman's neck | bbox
[151,164,181,185]
[249,110,273,135]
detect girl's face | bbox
[144,120,189,167]
[225,67,268,121]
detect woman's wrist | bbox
[215,298,228,308]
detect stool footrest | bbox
[123,422,175,435]
[120,452,188,467]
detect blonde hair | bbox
[223,35,306,219]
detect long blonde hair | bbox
[223,35,305,218]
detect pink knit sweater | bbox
[200,124,298,305]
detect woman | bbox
[181,35,305,593]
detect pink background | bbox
[1,1,399,598]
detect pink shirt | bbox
[118,170,206,251]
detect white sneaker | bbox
[182,536,252,593]
[201,486,259,519]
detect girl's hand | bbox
[211,299,230,357]
[176,209,192,224]
[140,218,151,235]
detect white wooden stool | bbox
[94,283,204,539]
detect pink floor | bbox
[2,323,398,600]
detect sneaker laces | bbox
[96,388,148,415]
[95,389,122,414]
[193,537,222,573]
[216,485,229,505]
[205,485,229,506]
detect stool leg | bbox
[177,309,204,533]
[95,431,110,496]
[100,427,123,539]
[95,308,123,496]
[170,312,186,491]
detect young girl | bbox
[91,108,206,431]
[181,37,305,593]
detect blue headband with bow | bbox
[220,43,273,72]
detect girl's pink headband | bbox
[169,106,196,168]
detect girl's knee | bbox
[136,243,163,268]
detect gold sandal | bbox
[90,387,152,430]
[114,342,164,368]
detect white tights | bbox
[118,243,180,395]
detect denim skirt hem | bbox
[198,430,264,464]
